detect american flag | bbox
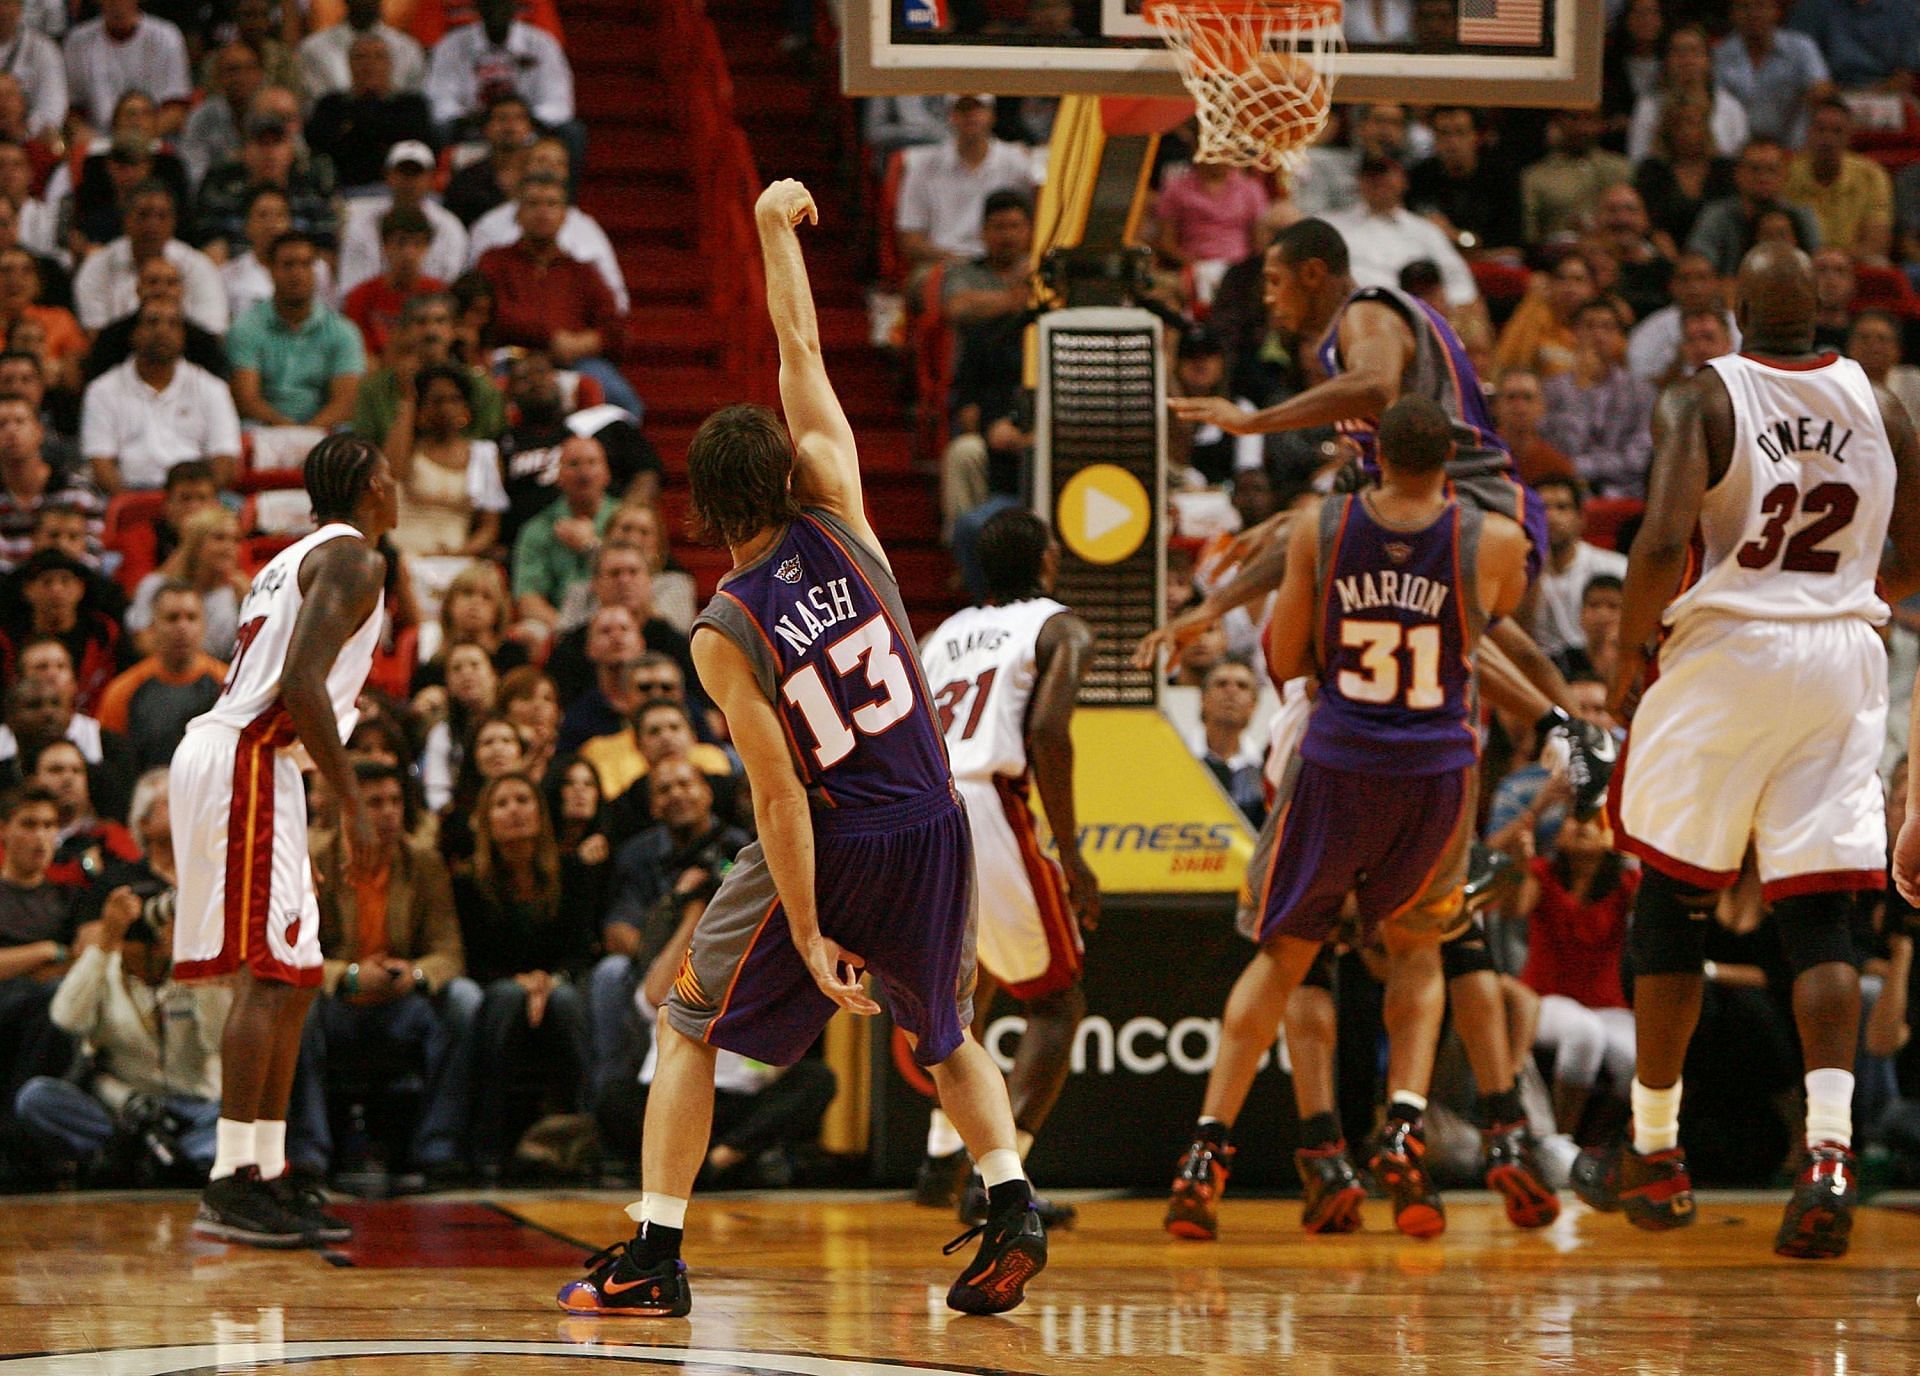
[1458,0,1544,47]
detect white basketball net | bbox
[1146,1,1345,174]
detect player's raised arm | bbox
[755,180,872,539]
[1262,499,1324,685]
[284,537,387,878]
[1874,380,1920,603]
[1029,610,1099,930]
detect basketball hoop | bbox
[1143,0,1344,174]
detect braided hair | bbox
[304,434,382,522]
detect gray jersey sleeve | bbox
[692,595,780,707]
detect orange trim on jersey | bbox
[702,897,780,1043]
[1447,502,1479,757]
[991,773,1082,1000]
[1762,868,1886,902]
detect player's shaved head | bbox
[1735,241,1817,352]
[1377,395,1453,475]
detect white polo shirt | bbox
[894,139,1037,258]
[62,14,191,127]
[79,357,242,490]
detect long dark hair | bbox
[469,771,560,915]
[686,403,802,546]
[1551,847,1626,906]
[544,752,605,849]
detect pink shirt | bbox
[1156,168,1270,263]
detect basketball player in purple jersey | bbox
[1166,396,1529,1241]
[557,181,1043,1317]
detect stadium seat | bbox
[102,490,168,594]
[1582,497,1644,552]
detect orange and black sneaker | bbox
[1369,1117,1445,1239]
[1165,1136,1235,1240]
[1570,1140,1695,1231]
[556,1239,693,1317]
[1773,1142,1857,1260]
[945,1204,1047,1314]
[1483,1121,1560,1229]
[1295,1141,1366,1234]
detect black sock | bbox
[987,1178,1033,1216]
[1479,1083,1525,1127]
[1387,1099,1422,1128]
[631,1220,683,1266]
[1195,1117,1230,1149]
[1299,1111,1342,1150]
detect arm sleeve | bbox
[156,25,191,103]
[466,440,508,512]
[534,33,574,125]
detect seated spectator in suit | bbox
[307,33,435,192]
[465,135,625,311]
[228,232,366,430]
[192,103,339,261]
[291,761,480,1187]
[343,207,445,358]
[72,180,226,335]
[337,141,469,303]
[0,397,100,570]
[300,0,427,102]
[0,550,137,714]
[443,92,534,227]
[511,434,617,629]
[79,300,240,495]
[0,782,81,1179]
[216,186,335,327]
[94,582,224,774]
[425,0,574,138]
[475,174,637,416]
[181,41,264,191]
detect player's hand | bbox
[1062,852,1101,934]
[342,804,383,884]
[1895,814,1920,908]
[796,930,881,1015]
[1169,395,1256,434]
[1607,644,1647,722]
[1131,601,1216,671]
[755,179,818,230]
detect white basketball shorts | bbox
[955,774,1081,999]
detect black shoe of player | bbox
[1571,1140,1695,1231]
[193,1167,311,1248]
[269,1170,352,1243]
[1368,1118,1445,1239]
[913,1149,971,1208]
[1774,1142,1857,1259]
[556,1239,694,1316]
[1539,708,1618,820]
[1295,1141,1365,1234]
[1483,1121,1560,1229]
[945,1204,1047,1315]
[1165,1136,1235,1240]
[958,1173,1077,1229]
[1464,844,1521,913]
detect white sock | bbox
[211,1118,255,1181]
[925,1109,964,1158]
[1805,1068,1854,1149]
[1632,1078,1683,1154]
[253,1120,287,1181]
[1014,1129,1035,1160]
[624,1192,689,1231]
[977,1147,1025,1189]
[1389,1090,1427,1115]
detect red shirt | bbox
[343,273,446,358]
[476,242,623,360]
[1520,857,1638,1009]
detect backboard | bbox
[843,0,1601,108]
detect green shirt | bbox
[351,365,507,445]
[227,299,366,424]
[512,493,620,605]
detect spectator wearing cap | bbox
[72,180,226,335]
[61,0,190,136]
[938,187,1032,538]
[425,0,574,135]
[1326,153,1479,309]
[465,135,626,311]
[342,206,444,356]
[0,547,137,714]
[191,97,339,260]
[307,32,436,191]
[227,231,365,429]
[79,298,239,494]
[1152,159,1269,306]
[337,139,469,298]
[1715,0,1833,149]
[180,42,265,193]
[1686,138,1821,277]
[0,0,63,142]
[86,252,231,383]
[0,394,100,570]
[1786,0,1920,92]
[1520,107,1631,244]
[895,95,1037,275]
[300,0,426,101]
[475,172,637,417]
[1785,98,1893,261]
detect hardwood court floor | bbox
[1,1192,1917,1373]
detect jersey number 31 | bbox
[1338,620,1444,709]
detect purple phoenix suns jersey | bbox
[1300,492,1488,776]
[693,507,952,809]
[1316,285,1510,477]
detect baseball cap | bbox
[951,94,996,111]
[386,140,435,171]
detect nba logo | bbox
[901,0,946,30]
[776,555,805,584]
[1385,542,1413,564]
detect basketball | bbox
[1234,50,1332,156]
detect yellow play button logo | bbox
[1058,464,1150,565]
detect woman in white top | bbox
[1627,25,1749,167]
[127,504,247,658]
[390,362,507,558]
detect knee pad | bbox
[1441,917,1496,982]
[1771,893,1861,978]
[1628,867,1717,977]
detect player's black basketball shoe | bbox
[269,1171,352,1243]
[1570,1140,1695,1230]
[1464,843,1521,911]
[1483,1121,1560,1229]
[945,1202,1047,1315]
[1773,1142,1857,1259]
[1539,708,1618,819]
[958,1173,1077,1229]
[1295,1141,1366,1234]
[193,1166,311,1248]
[1165,1136,1234,1240]
[913,1148,971,1208]
[1368,1118,1445,1238]
[556,1239,694,1317]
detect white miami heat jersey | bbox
[194,523,385,738]
[920,597,1068,782]
[1670,352,1895,628]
